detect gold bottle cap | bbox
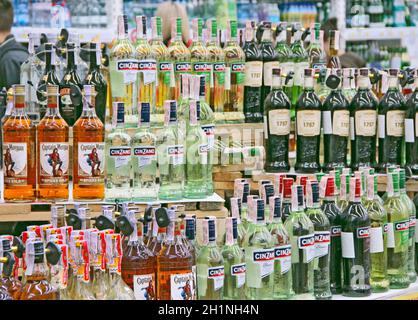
[12,84,25,95]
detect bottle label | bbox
[213,63,226,85]
[297,234,316,263]
[174,62,191,74]
[230,63,245,85]
[293,61,309,86]
[77,143,105,185]
[246,248,275,288]
[231,263,246,288]
[386,110,405,137]
[134,146,156,168]
[410,218,416,240]
[355,110,377,136]
[138,60,157,85]
[274,245,291,275]
[387,220,409,253]
[167,145,184,165]
[133,273,156,300]
[330,226,341,237]
[333,110,350,137]
[39,142,69,185]
[170,272,195,300]
[268,109,290,135]
[59,86,77,121]
[370,226,384,253]
[193,62,212,75]
[116,59,139,84]
[357,226,370,238]
[314,231,330,258]
[263,61,280,86]
[201,125,215,149]
[405,118,415,142]
[198,144,208,164]
[341,232,355,258]
[158,62,173,86]
[3,143,28,186]
[244,61,263,87]
[109,147,131,169]
[297,110,321,136]
[208,266,225,291]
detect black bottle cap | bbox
[45,242,61,266]
[359,68,369,77]
[94,215,114,231]
[273,197,282,218]
[237,197,242,215]
[168,101,177,122]
[208,219,216,242]
[312,182,320,204]
[12,237,24,258]
[116,215,134,236]
[264,184,275,204]
[326,74,341,89]
[140,102,151,124]
[256,199,265,222]
[185,218,195,240]
[388,68,399,77]
[144,206,153,224]
[242,183,250,203]
[304,68,314,77]
[45,43,53,51]
[232,217,238,240]
[66,42,75,51]
[90,42,97,50]
[117,102,125,124]
[66,213,82,230]
[155,207,170,228]
[1,252,15,277]
[297,185,304,207]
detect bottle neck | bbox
[67,50,76,71]
[261,29,272,43]
[89,48,100,72]
[304,76,314,89]
[27,259,49,281]
[358,76,371,89]
[388,76,399,89]
[272,75,282,89]
[45,50,55,72]
[81,98,97,117]
[46,96,61,117]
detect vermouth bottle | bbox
[190,18,211,104]
[305,180,332,300]
[260,21,280,110]
[342,68,357,103]
[206,19,225,119]
[169,17,191,102]
[337,173,351,212]
[150,16,173,115]
[322,69,350,172]
[230,197,246,248]
[224,20,246,123]
[275,22,293,99]
[308,24,327,74]
[243,20,263,123]
[350,68,378,171]
[244,199,275,300]
[295,68,322,173]
[157,100,185,200]
[377,69,406,172]
[405,69,418,175]
[321,176,343,294]
[37,43,60,119]
[135,16,157,118]
[263,67,291,173]
[327,30,342,69]
[281,177,294,223]
[222,217,245,300]
[384,171,410,288]
[284,185,315,299]
[341,177,371,297]
[132,102,158,201]
[109,15,137,126]
[268,196,294,300]
[363,174,389,292]
[105,102,132,201]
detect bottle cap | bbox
[256,199,265,222]
[139,102,151,124]
[232,217,238,240]
[325,176,335,197]
[304,68,315,77]
[298,176,308,195]
[283,178,294,198]
[388,68,399,77]
[242,183,250,203]
[208,218,216,242]
[0,238,11,252]
[359,68,369,77]
[270,196,282,219]
[185,218,195,240]
[263,184,275,205]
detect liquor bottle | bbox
[105,102,132,201]
[69,32,89,83]
[230,196,246,247]
[341,177,371,297]
[184,216,197,289]
[284,185,315,299]
[0,237,22,299]
[185,101,208,198]
[20,241,58,300]
[260,22,280,107]
[305,180,332,300]
[2,85,36,202]
[206,19,225,119]
[89,230,109,300]
[378,69,406,170]
[150,17,173,116]
[363,174,389,292]
[275,22,293,96]
[73,85,105,200]
[157,209,195,300]
[350,68,378,170]
[224,20,246,123]
[197,218,224,299]
[190,18,211,104]
[342,68,357,103]
[157,100,185,200]
[264,68,291,173]
[109,15,137,126]
[384,171,410,288]
[222,217,245,300]
[337,173,350,212]
[37,43,60,119]
[135,16,157,118]
[398,169,417,283]
[132,102,158,201]
[405,69,418,175]
[20,33,42,122]
[322,69,350,172]
[308,24,327,73]
[243,21,263,123]
[327,30,342,69]
[295,68,322,173]
[321,176,343,294]
[83,42,108,124]
[268,196,294,299]
[244,199,274,299]
[59,42,83,126]
[281,177,294,222]
[169,17,191,102]
[37,85,70,201]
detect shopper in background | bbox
[155,1,191,47]
[321,17,366,68]
[0,0,28,90]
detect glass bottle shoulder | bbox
[265,88,292,111]
[135,40,154,60]
[224,42,245,61]
[206,43,225,61]
[133,127,156,145]
[306,207,331,229]
[350,88,379,111]
[363,199,387,222]
[190,42,209,61]
[245,224,274,247]
[268,221,291,245]
[378,88,406,113]
[323,89,349,111]
[38,115,69,130]
[110,39,135,59]
[74,115,104,130]
[150,40,169,60]
[296,90,322,110]
[284,210,315,233]
[168,41,191,60]
[106,128,131,145]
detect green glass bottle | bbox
[230,197,246,247]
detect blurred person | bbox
[0,0,28,89]
[155,1,191,47]
[321,17,366,68]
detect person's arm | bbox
[0,55,23,89]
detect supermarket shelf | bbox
[343,27,418,41]
[333,281,418,300]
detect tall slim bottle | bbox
[327,30,342,69]
[405,69,418,175]
[342,68,357,103]
[281,177,294,223]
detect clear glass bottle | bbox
[90,230,109,300]
[281,177,294,223]
[342,68,357,103]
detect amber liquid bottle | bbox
[37,85,70,200]
[157,210,194,300]
[20,241,57,300]
[0,238,22,299]
[73,85,105,200]
[3,85,36,202]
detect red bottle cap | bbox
[355,177,361,198]
[299,176,308,195]
[325,177,335,197]
[282,178,294,198]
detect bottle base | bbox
[295,162,321,174]
[342,286,371,297]
[265,162,290,173]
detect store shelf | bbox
[343,27,418,41]
[333,281,418,300]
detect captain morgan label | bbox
[133,274,156,300]
[170,272,195,300]
[39,142,69,185]
[3,143,28,186]
[77,142,105,185]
